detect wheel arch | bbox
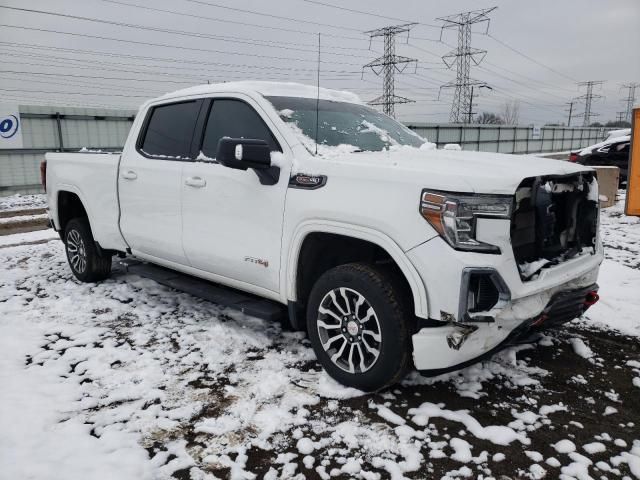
[56,188,91,235]
[284,221,430,323]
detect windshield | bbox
[265,96,426,153]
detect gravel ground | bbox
[1,194,639,480]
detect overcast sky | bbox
[0,0,638,125]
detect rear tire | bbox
[306,262,413,392]
[64,218,112,282]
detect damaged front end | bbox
[411,171,602,376]
[511,173,599,281]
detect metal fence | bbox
[405,123,608,154]
[0,105,135,195]
[1,104,610,195]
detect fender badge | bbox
[244,256,269,268]
[289,174,327,189]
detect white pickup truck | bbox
[44,81,603,391]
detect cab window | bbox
[140,100,200,159]
[201,99,280,158]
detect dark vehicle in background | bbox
[569,134,631,185]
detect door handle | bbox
[121,170,138,180]
[185,176,207,188]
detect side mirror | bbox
[216,137,271,170]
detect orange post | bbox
[625,107,640,216]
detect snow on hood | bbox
[579,134,630,156]
[312,146,593,195]
[156,81,363,104]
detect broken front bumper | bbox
[412,282,599,376]
[407,231,603,374]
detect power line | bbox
[0,75,165,97]
[0,59,363,88]
[0,24,364,67]
[0,87,149,98]
[485,33,578,83]
[363,24,418,117]
[0,5,372,60]
[0,49,363,81]
[182,0,363,33]
[0,94,138,110]
[437,7,496,123]
[0,42,363,75]
[476,65,569,103]
[98,0,373,45]
[301,0,440,28]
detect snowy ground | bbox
[1,195,639,480]
[0,193,47,212]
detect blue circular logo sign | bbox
[0,115,19,139]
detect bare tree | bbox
[476,112,504,124]
[501,100,521,125]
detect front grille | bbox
[511,173,598,280]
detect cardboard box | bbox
[593,166,619,208]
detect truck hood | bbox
[309,146,593,195]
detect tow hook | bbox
[584,291,600,308]
[446,322,478,350]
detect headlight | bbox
[420,189,512,253]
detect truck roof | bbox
[155,81,363,105]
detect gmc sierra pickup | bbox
[44,81,603,391]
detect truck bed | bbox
[45,152,128,252]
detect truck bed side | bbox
[45,152,128,252]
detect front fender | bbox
[282,220,430,320]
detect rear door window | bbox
[201,99,279,158]
[140,100,201,159]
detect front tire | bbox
[306,263,413,392]
[64,218,112,282]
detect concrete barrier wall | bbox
[404,123,608,155]
[0,105,135,195]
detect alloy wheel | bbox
[66,229,87,274]
[316,287,382,374]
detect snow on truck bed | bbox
[1,195,640,479]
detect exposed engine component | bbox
[511,174,599,280]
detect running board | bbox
[118,259,286,322]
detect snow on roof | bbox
[156,81,363,104]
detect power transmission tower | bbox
[621,82,639,122]
[616,112,626,123]
[437,7,496,124]
[363,24,418,118]
[565,100,576,126]
[575,80,604,126]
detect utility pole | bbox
[467,84,493,123]
[437,7,496,124]
[363,24,418,118]
[565,100,575,127]
[621,82,639,123]
[575,80,604,126]
[616,112,626,123]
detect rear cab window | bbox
[138,100,201,160]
